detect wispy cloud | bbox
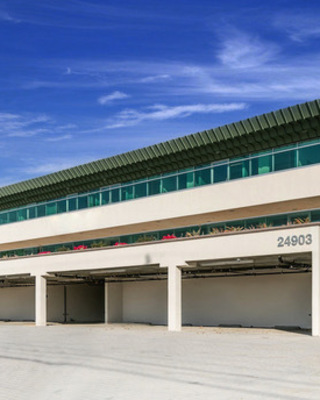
[0,10,20,23]
[274,13,320,42]
[0,111,78,140]
[46,134,72,142]
[139,74,171,83]
[98,91,129,105]
[0,112,52,137]
[105,102,247,129]
[216,30,280,69]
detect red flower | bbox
[114,242,127,246]
[161,234,177,240]
[73,245,87,250]
[38,251,51,255]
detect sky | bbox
[0,0,320,186]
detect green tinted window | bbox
[195,168,211,186]
[57,200,67,214]
[162,176,176,193]
[230,160,249,180]
[251,155,272,175]
[78,196,88,209]
[111,188,120,203]
[17,209,27,221]
[88,193,100,207]
[46,202,57,215]
[101,190,110,205]
[37,205,46,217]
[121,185,134,201]
[178,171,194,190]
[267,215,288,226]
[298,144,320,166]
[274,150,296,171]
[148,178,161,195]
[29,207,36,219]
[135,182,147,198]
[0,212,7,224]
[68,198,77,211]
[213,164,228,183]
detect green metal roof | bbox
[0,99,320,211]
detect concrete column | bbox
[312,230,320,336]
[168,265,182,331]
[104,282,123,323]
[35,275,47,327]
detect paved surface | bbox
[0,323,319,400]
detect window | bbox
[213,164,228,183]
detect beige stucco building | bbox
[0,99,320,334]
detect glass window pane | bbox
[298,144,320,167]
[178,171,194,189]
[8,211,17,222]
[213,164,228,183]
[37,205,45,217]
[274,150,296,171]
[88,193,100,207]
[311,210,320,222]
[251,155,272,175]
[46,202,57,215]
[288,213,310,224]
[148,178,161,195]
[68,198,77,211]
[246,217,267,229]
[17,208,27,221]
[57,200,67,214]
[121,185,134,201]
[0,212,8,224]
[135,182,147,198]
[230,160,249,180]
[162,176,176,193]
[195,168,211,186]
[101,190,110,205]
[267,215,288,227]
[111,188,120,203]
[29,207,36,219]
[78,196,88,210]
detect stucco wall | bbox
[122,280,167,325]
[0,284,104,323]
[121,273,311,328]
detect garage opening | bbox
[50,265,167,326]
[182,253,312,330]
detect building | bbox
[0,99,320,335]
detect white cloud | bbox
[98,91,130,105]
[0,10,20,23]
[274,13,320,42]
[46,134,72,142]
[106,102,247,129]
[139,74,171,83]
[0,112,52,137]
[216,31,279,69]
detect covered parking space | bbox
[181,253,312,329]
[0,273,104,324]
[48,264,168,326]
[0,224,319,335]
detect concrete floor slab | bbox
[0,325,319,399]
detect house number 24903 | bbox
[277,234,312,247]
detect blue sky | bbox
[0,0,320,186]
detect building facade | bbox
[0,99,320,334]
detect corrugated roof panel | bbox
[0,99,318,210]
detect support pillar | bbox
[104,281,123,323]
[35,275,47,327]
[312,233,320,336]
[168,265,181,331]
